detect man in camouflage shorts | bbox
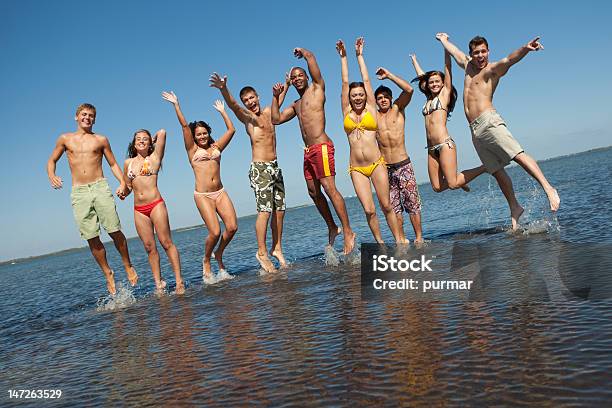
[210,72,290,271]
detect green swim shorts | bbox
[70,178,122,240]
[248,159,286,212]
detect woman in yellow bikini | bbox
[124,128,185,294]
[410,45,485,192]
[162,92,238,283]
[336,37,403,244]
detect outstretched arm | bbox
[47,135,66,189]
[152,129,167,161]
[376,67,414,110]
[336,40,350,113]
[209,73,255,124]
[491,37,544,77]
[162,91,195,153]
[212,100,236,151]
[410,53,426,77]
[102,137,129,199]
[355,37,376,106]
[443,50,453,90]
[294,47,324,88]
[271,84,296,125]
[436,32,470,69]
[123,160,133,193]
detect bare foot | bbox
[343,230,356,255]
[328,226,341,246]
[175,280,185,295]
[546,188,560,212]
[105,269,117,295]
[202,257,215,283]
[126,265,138,286]
[511,205,525,230]
[213,248,225,270]
[461,184,471,192]
[155,280,167,295]
[270,249,288,268]
[256,252,277,273]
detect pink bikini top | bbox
[127,156,157,180]
[191,144,221,165]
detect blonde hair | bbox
[76,103,96,117]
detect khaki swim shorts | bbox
[470,110,524,174]
[70,178,122,240]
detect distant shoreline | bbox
[2,145,610,266]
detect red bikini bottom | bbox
[134,197,164,217]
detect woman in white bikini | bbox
[124,129,184,294]
[163,92,238,282]
[410,44,485,192]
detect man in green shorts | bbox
[47,103,138,294]
[210,73,290,272]
[438,33,560,229]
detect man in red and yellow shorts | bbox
[303,141,336,180]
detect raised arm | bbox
[102,137,129,199]
[491,37,544,77]
[276,72,292,108]
[294,47,324,88]
[151,129,167,161]
[209,73,255,124]
[443,50,453,90]
[355,37,376,106]
[47,135,66,189]
[436,33,470,69]
[410,53,426,77]
[212,100,236,151]
[271,84,296,125]
[376,67,414,111]
[336,40,350,113]
[162,91,195,153]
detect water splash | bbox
[216,269,235,282]
[95,283,136,312]
[344,248,361,265]
[324,245,340,266]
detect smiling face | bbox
[349,86,366,112]
[290,68,308,91]
[75,108,96,130]
[134,131,152,154]
[375,92,391,112]
[194,126,210,148]
[469,43,489,69]
[427,73,444,95]
[240,91,261,115]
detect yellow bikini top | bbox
[343,110,377,134]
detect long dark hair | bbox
[188,120,215,148]
[127,129,154,158]
[411,71,457,114]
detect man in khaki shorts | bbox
[438,33,560,229]
[47,103,138,294]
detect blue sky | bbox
[1,0,611,261]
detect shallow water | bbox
[1,148,611,406]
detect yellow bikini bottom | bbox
[348,156,386,178]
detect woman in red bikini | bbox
[162,92,238,283]
[124,128,185,294]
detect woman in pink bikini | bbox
[162,92,238,282]
[124,128,185,294]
